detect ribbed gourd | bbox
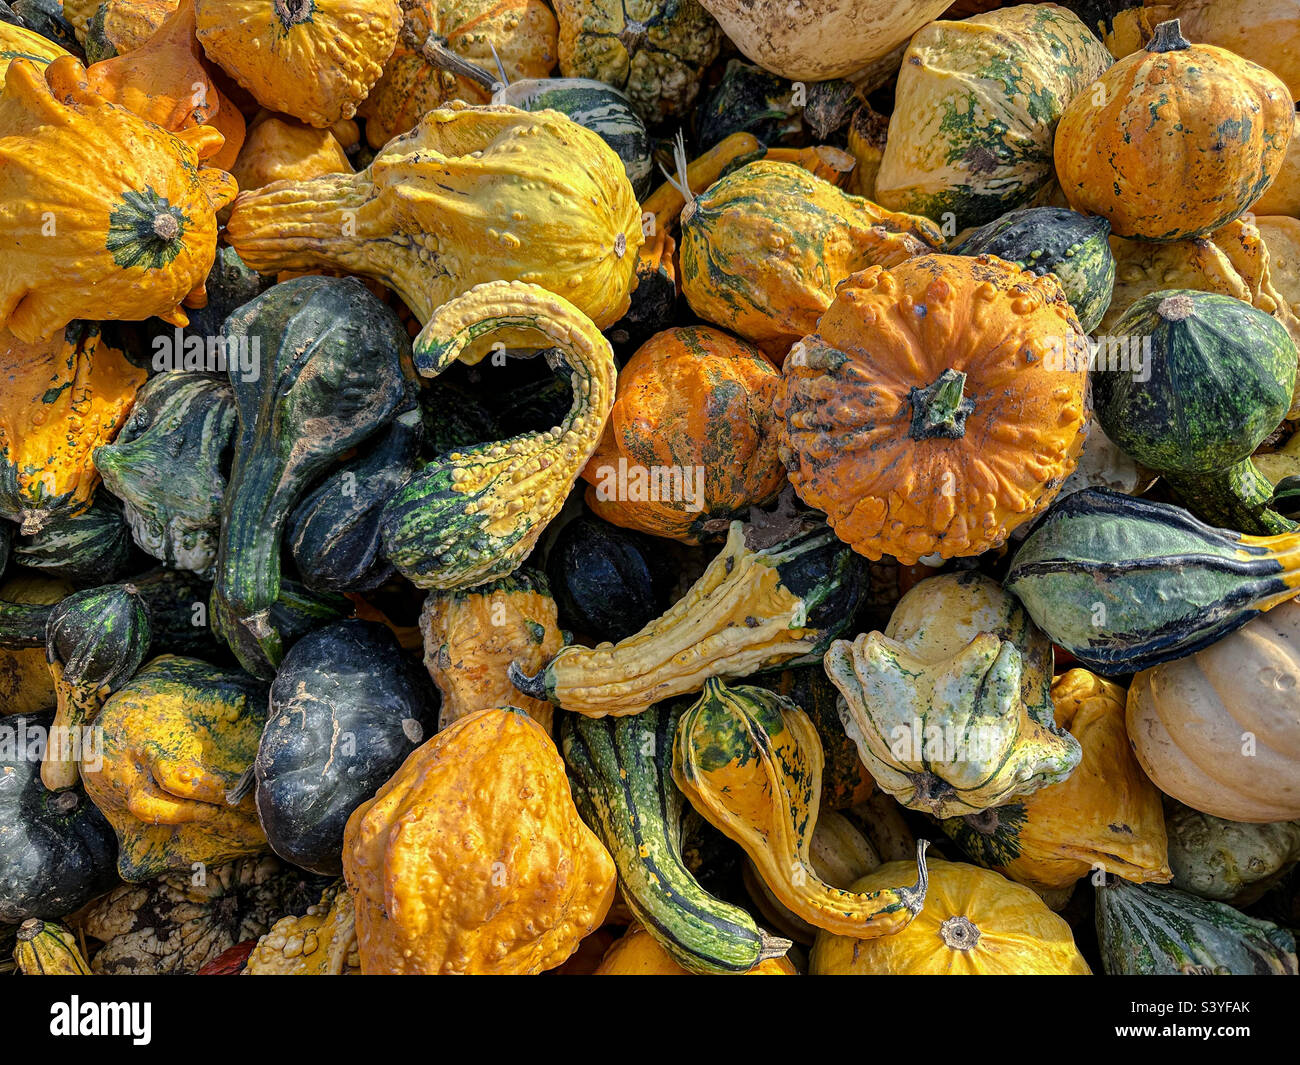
[13,919,93,974]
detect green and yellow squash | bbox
[13,919,93,974]
[1165,801,1300,905]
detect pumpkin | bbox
[696,0,950,82]
[80,655,271,882]
[810,859,1091,974]
[342,707,616,974]
[419,570,561,733]
[380,282,615,591]
[0,17,67,86]
[228,114,352,193]
[594,922,796,975]
[1095,875,1297,974]
[679,161,944,356]
[875,5,1112,228]
[0,56,236,343]
[244,881,360,975]
[580,326,785,543]
[1126,596,1300,823]
[13,919,93,974]
[553,0,721,123]
[943,669,1172,900]
[826,572,1081,818]
[1055,19,1293,242]
[1255,116,1300,216]
[192,0,401,127]
[513,520,869,717]
[0,573,70,713]
[0,710,120,924]
[83,0,178,62]
[226,103,641,333]
[774,254,1089,565]
[1165,801,1300,904]
[360,0,558,148]
[12,490,133,583]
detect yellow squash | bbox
[228,114,353,193]
[14,920,93,975]
[0,21,69,89]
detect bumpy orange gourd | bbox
[1054,18,1294,242]
[0,56,237,343]
[581,326,786,542]
[774,254,1089,565]
[594,922,797,975]
[343,707,616,974]
[229,115,352,193]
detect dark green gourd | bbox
[10,490,135,585]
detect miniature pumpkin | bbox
[580,326,784,543]
[1055,19,1293,242]
[228,114,351,193]
[244,881,360,975]
[594,922,796,975]
[775,254,1089,565]
[810,859,1091,974]
[343,707,616,974]
[0,573,71,714]
[192,0,402,127]
[0,56,236,343]
[83,0,178,61]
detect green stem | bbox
[908,369,975,440]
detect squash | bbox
[61,0,101,39]
[0,710,119,924]
[673,678,930,938]
[228,114,352,193]
[562,702,792,974]
[226,103,641,333]
[1165,801,1300,904]
[1126,596,1300,823]
[211,277,411,678]
[6,0,82,54]
[255,621,437,876]
[512,520,869,717]
[360,0,559,148]
[679,161,944,355]
[380,282,615,591]
[1095,875,1297,974]
[12,490,133,584]
[846,103,887,201]
[244,881,359,975]
[1257,214,1300,312]
[1004,488,1300,673]
[343,706,616,974]
[83,0,177,61]
[943,669,1172,899]
[553,0,720,123]
[419,570,560,733]
[1255,116,1300,216]
[0,18,68,87]
[775,254,1089,565]
[694,59,800,152]
[13,919,93,974]
[810,859,1091,974]
[875,5,1112,228]
[826,572,1081,818]
[1055,19,1293,242]
[0,323,145,534]
[80,655,270,882]
[580,326,785,543]
[0,56,236,343]
[192,0,401,127]
[0,573,71,712]
[952,206,1117,332]
[594,922,796,975]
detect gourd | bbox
[286,409,422,594]
[192,0,402,127]
[1095,876,1298,975]
[40,584,151,792]
[1055,19,1293,242]
[83,0,178,61]
[225,103,642,333]
[952,207,1117,332]
[942,669,1172,899]
[342,707,617,974]
[419,570,561,733]
[594,923,796,976]
[11,489,133,584]
[694,60,800,152]
[673,678,930,938]
[210,277,411,678]
[1,323,146,534]
[61,0,102,39]
[1259,216,1300,311]
[244,882,359,975]
[580,326,785,542]
[1166,801,1300,904]
[6,0,82,54]
[255,621,437,877]
[13,920,93,974]
[0,574,71,712]
[846,103,887,200]
[94,371,236,578]
[1092,290,1298,535]
[810,859,1091,975]
[775,254,1089,565]
[1255,116,1300,216]
[1126,597,1300,823]
[511,520,869,717]
[1004,487,1300,674]
[360,0,559,147]
[875,5,1112,227]
[562,702,792,974]
[177,245,274,341]
[0,711,119,924]
[228,115,352,194]
[0,18,68,86]
[825,573,1081,818]
[679,161,944,355]
[380,282,615,591]
[80,655,270,883]
[552,0,721,123]
[0,56,236,343]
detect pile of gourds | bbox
[2,0,1300,977]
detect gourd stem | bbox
[1163,460,1300,537]
[1146,18,1190,53]
[415,32,498,91]
[508,660,547,700]
[908,369,975,440]
[756,930,795,962]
